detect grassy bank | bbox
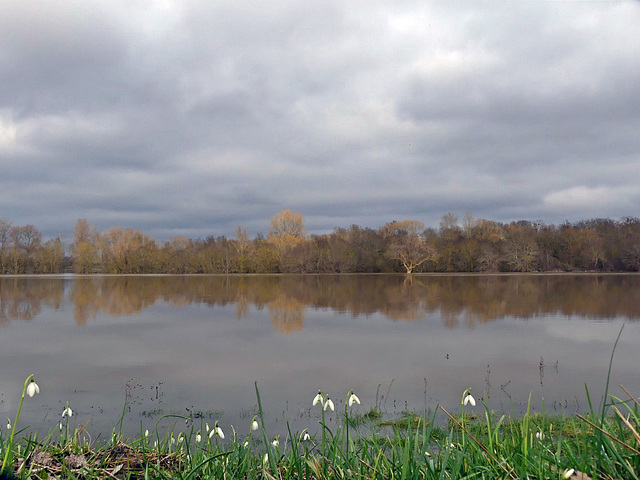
[2,380,640,479]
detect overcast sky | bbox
[1,0,639,242]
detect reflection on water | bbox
[2,274,640,329]
[0,274,638,440]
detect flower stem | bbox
[1,374,33,476]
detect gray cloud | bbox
[1,0,640,241]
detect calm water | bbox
[1,274,639,438]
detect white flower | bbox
[26,379,40,398]
[263,453,269,465]
[563,468,575,479]
[313,391,323,406]
[205,423,210,432]
[196,433,202,443]
[62,406,73,418]
[178,434,184,443]
[210,422,224,439]
[272,438,279,447]
[324,397,335,411]
[303,432,310,441]
[536,431,544,441]
[6,419,10,430]
[145,429,149,437]
[59,422,63,431]
[463,394,476,407]
[243,440,249,447]
[348,393,361,407]
[252,419,259,431]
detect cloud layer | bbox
[1,0,639,241]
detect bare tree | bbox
[268,209,306,256]
[383,221,437,273]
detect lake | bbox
[1,273,638,439]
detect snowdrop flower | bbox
[178,434,184,444]
[251,417,259,431]
[6,419,10,430]
[205,423,210,433]
[462,389,476,407]
[563,468,575,479]
[144,429,149,438]
[324,397,335,411]
[243,440,249,448]
[272,438,279,447]
[536,431,544,441]
[263,453,269,465]
[300,429,310,441]
[196,432,202,443]
[62,406,73,418]
[26,379,40,398]
[59,422,63,431]
[312,391,323,407]
[348,392,361,407]
[209,421,224,439]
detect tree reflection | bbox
[0,278,64,325]
[268,295,305,333]
[1,274,640,330]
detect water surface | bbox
[1,274,638,438]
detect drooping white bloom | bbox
[213,422,225,439]
[463,394,476,407]
[6,419,10,430]
[62,406,73,418]
[324,397,335,411]
[206,423,210,432]
[303,432,310,441]
[272,438,279,447]
[145,429,149,437]
[563,468,575,479]
[196,433,202,443]
[263,453,269,465]
[536,431,543,441]
[348,393,361,407]
[313,391,323,407]
[252,419,259,431]
[26,379,40,398]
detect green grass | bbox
[2,381,640,479]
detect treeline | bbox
[1,211,640,274]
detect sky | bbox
[1,0,640,242]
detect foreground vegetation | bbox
[2,211,640,274]
[2,377,640,479]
